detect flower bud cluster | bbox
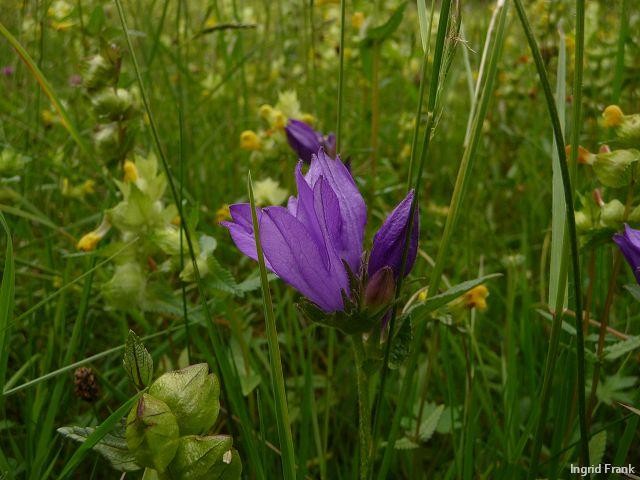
[83,46,141,165]
[77,154,217,310]
[125,364,242,479]
[571,106,640,234]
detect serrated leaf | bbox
[588,430,607,466]
[389,316,412,369]
[603,336,640,361]
[123,330,153,390]
[393,437,419,450]
[206,256,244,297]
[57,425,141,472]
[418,404,445,442]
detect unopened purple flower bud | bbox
[613,224,640,284]
[285,119,322,164]
[364,266,395,311]
[1,66,15,77]
[368,190,419,280]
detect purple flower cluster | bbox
[222,149,418,314]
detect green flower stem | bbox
[352,336,371,480]
[336,0,347,152]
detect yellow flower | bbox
[77,219,111,251]
[273,111,287,130]
[216,204,231,223]
[41,109,56,127]
[123,160,139,183]
[77,232,102,252]
[204,17,217,29]
[171,215,182,226]
[259,104,274,119]
[602,105,624,128]
[240,130,262,151]
[301,113,315,126]
[463,285,489,311]
[417,290,427,302]
[351,12,365,29]
[81,179,95,194]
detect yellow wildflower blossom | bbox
[240,130,262,151]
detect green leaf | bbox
[57,425,141,472]
[58,393,142,478]
[364,3,407,43]
[393,437,419,450]
[418,404,445,442]
[86,6,106,36]
[389,316,412,370]
[623,284,640,302]
[588,430,607,467]
[408,274,501,319]
[123,330,153,390]
[603,336,640,361]
[0,213,15,396]
[416,0,429,52]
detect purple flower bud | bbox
[285,119,322,164]
[368,190,419,280]
[364,266,395,312]
[1,66,15,77]
[613,224,640,284]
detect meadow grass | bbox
[0,0,639,479]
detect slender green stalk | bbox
[513,0,590,468]
[247,172,297,480]
[336,0,346,151]
[352,336,371,480]
[612,0,629,103]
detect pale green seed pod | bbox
[592,149,640,188]
[601,199,625,228]
[148,364,220,435]
[83,54,117,91]
[574,211,592,231]
[94,122,120,157]
[126,394,180,473]
[102,262,146,310]
[92,88,135,121]
[167,435,242,480]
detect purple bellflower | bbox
[613,224,640,284]
[285,119,337,163]
[222,148,419,333]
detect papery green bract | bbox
[148,364,220,435]
[102,262,147,310]
[91,88,136,121]
[592,149,640,188]
[126,394,180,473]
[167,435,242,480]
[107,155,177,234]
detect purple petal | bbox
[614,224,640,284]
[285,120,322,164]
[221,204,273,270]
[368,190,419,280]
[305,149,367,271]
[260,206,348,312]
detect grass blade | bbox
[247,172,297,480]
[0,213,15,401]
